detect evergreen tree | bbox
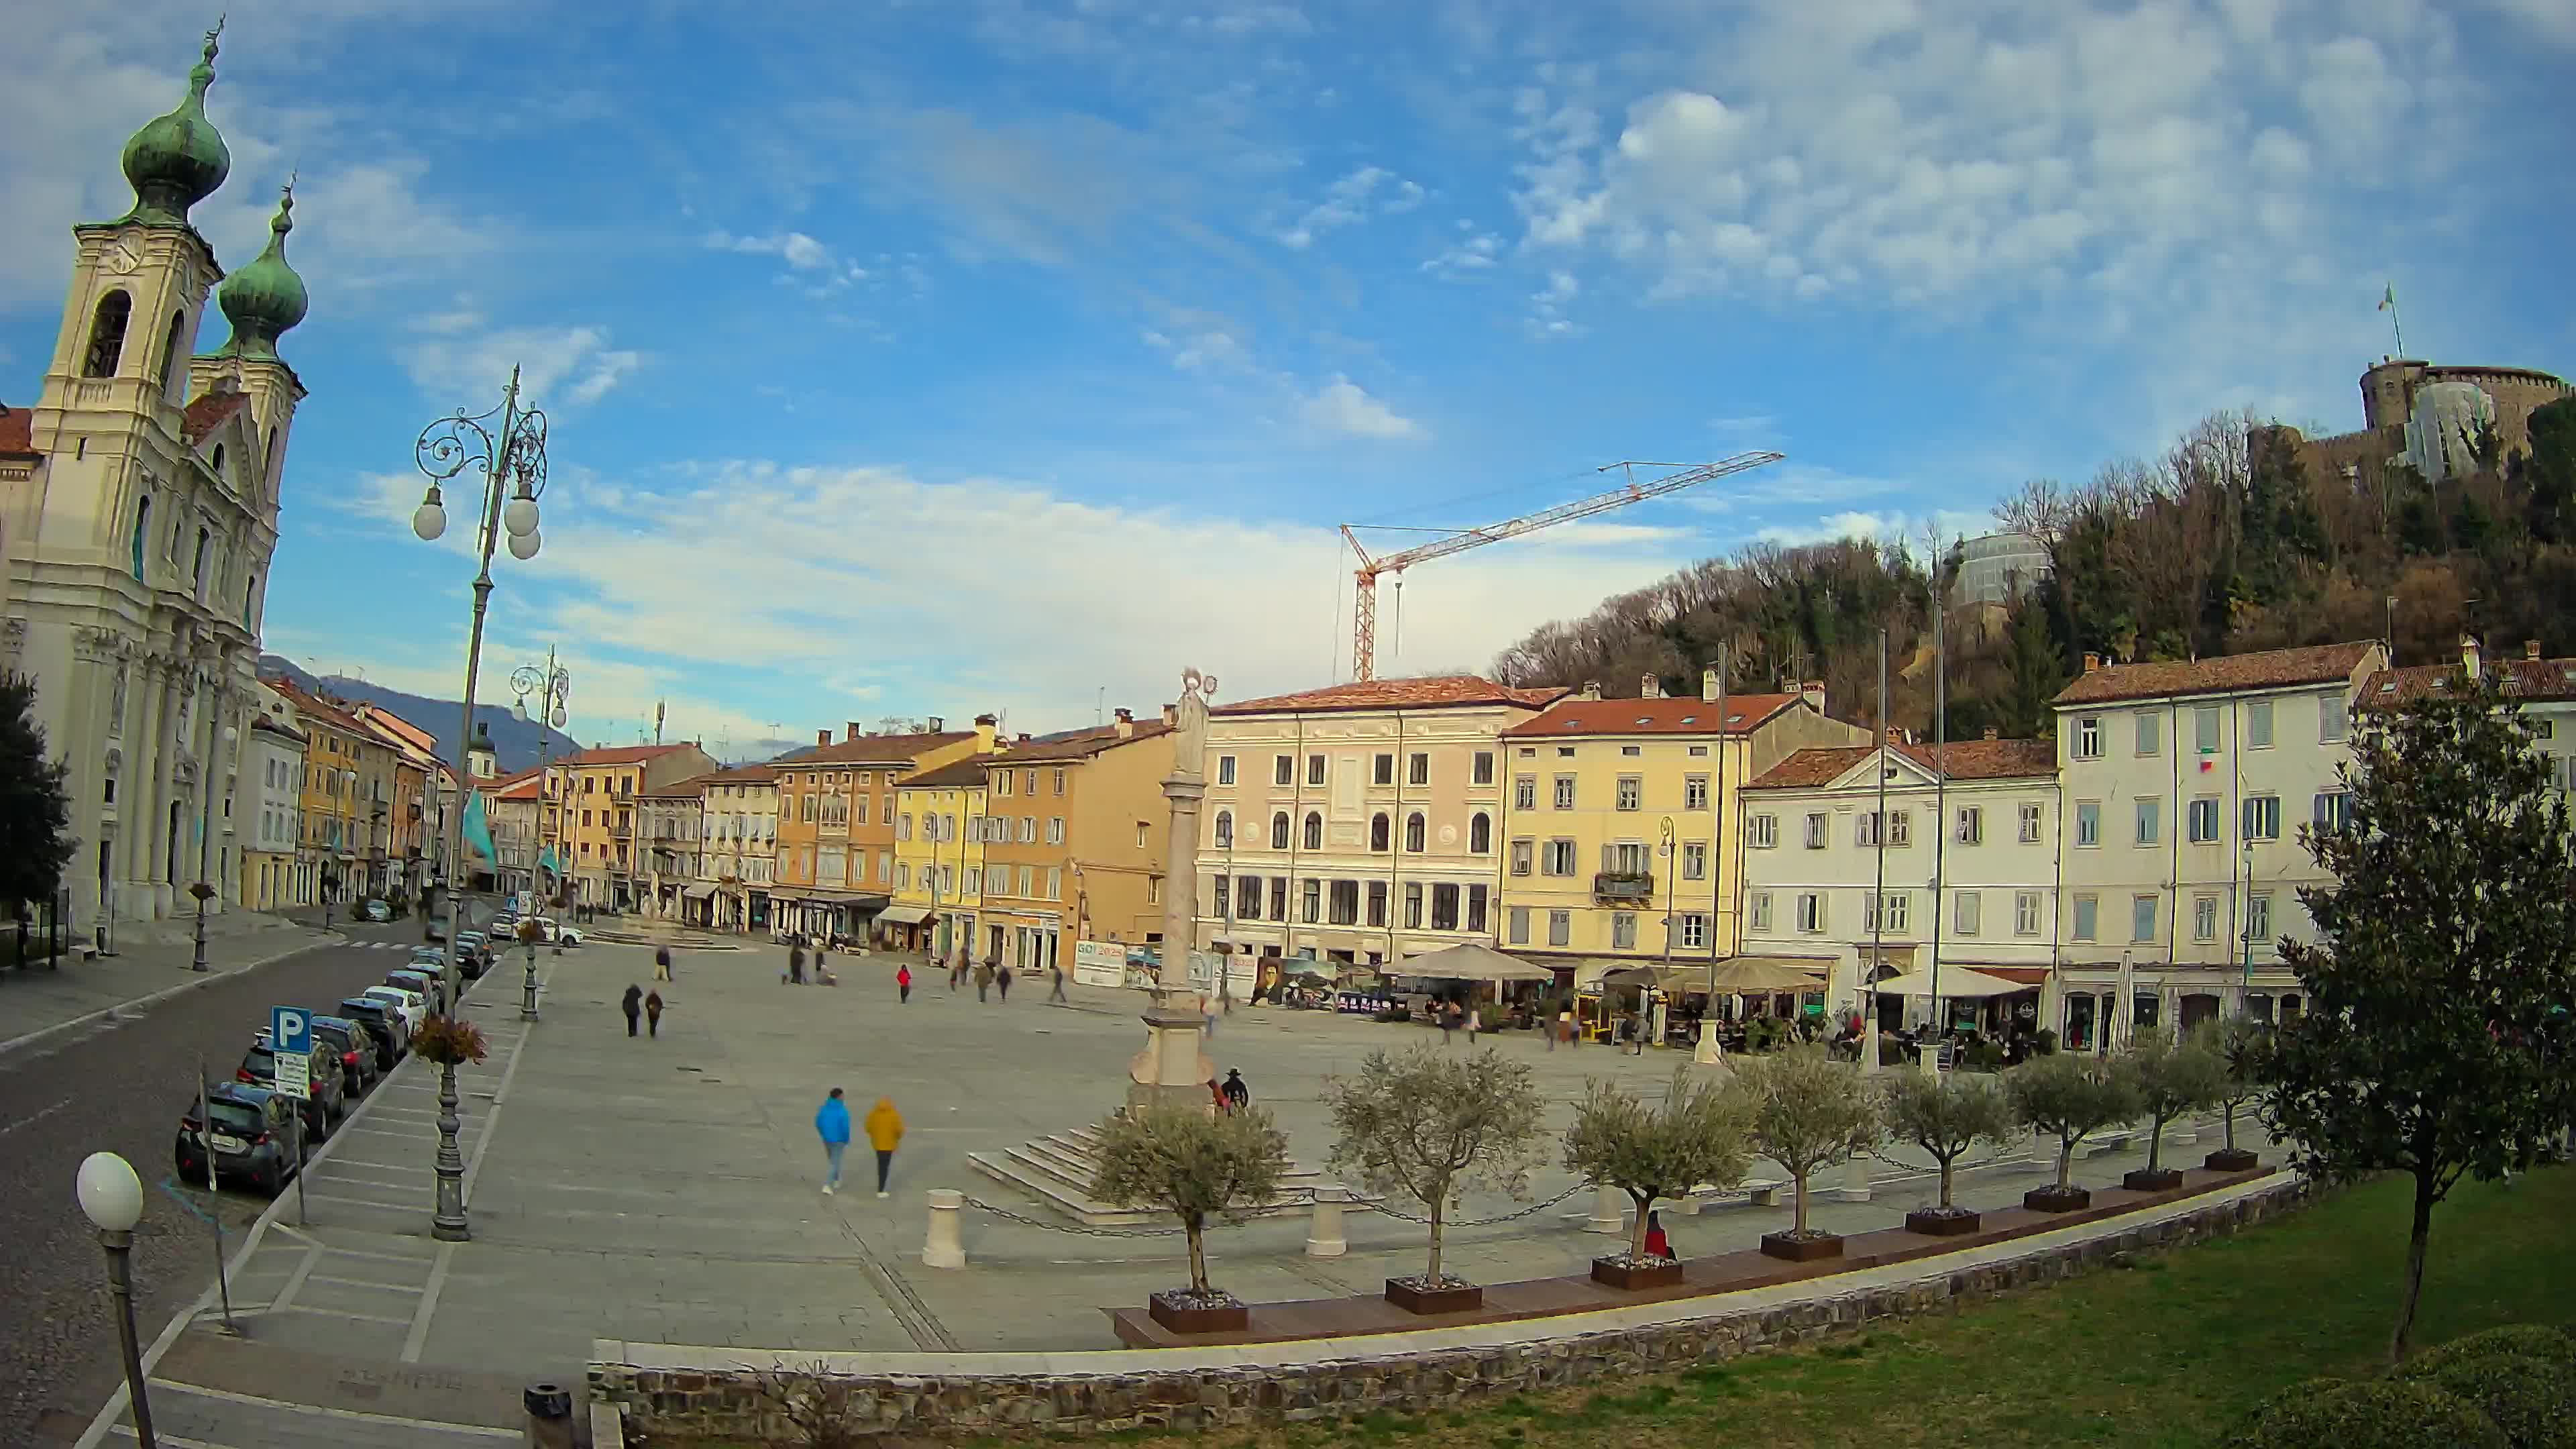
[2259,664,2576,1363]
[1998,598,2065,739]
[0,674,74,914]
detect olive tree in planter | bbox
[2119,1028,2229,1191]
[2199,1018,2269,1172]
[1737,1046,1881,1262]
[1562,1066,1756,1289]
[2007,1051,2142,1212]
[1325,1045,1546,1313]
[1882,1069,2017,1236]
[1089,1104,1291,1334]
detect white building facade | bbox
[238,714,303,910]
[2051,641,2386,1044]
[1193,676,1562,969]
[1,31,309,931]
[697,764,777,932]
[1740,734,2063,1030]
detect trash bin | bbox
[523,1381,574,1449]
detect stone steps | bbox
[967,1120,1326,1228]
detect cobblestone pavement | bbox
[68,936,2279,1446]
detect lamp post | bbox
[76,1151,156,1448]
[519,917,543,1022]
[188,880,213,971]
[512,647,572,900]
[411,364,550,1243]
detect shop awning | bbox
[1392,942,1556,982]
[682,882,718,900]
[1968,965,2050,986]
[1686,955,1833,995]
[877,905,934,926]
[1872,965,2025,998]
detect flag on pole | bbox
[2378,284,2396,311]
[538,845,561,883]
[463,788,497,865]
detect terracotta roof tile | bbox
[992,721,1174,762]
[782,731,977,766]
[181,390,252,446]
[1501,694,1800,738]
[702,763,780,783]
[1214,675,1567,716]
[2052,641,2379,706]
[899,756,997,790]
[248,714,306,745]
[0,403,36,459]
[2365,656,2576,708]
[641,774,713,797]
[262,678,368,736]
[1748,737,2057,790]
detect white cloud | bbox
[1142,327,1248,371]
[400,324,642,410]
[1423,224,1501,277]
[1303,375,1427,440]
[706,229,835,270]
[1275,164,1424,249]
[1526,268,1582,338]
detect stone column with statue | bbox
[1128,667,1219,1114]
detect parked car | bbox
[360,984,427,1034]
[385,969,446,1014]
[308,1016,380,1096]
[453,932,489,978]
[176,1083,303,1195]
[410,945,449,972]
[337,997,409,1066]
[237,1033,342,1138]
[364,898,393,922]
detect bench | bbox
[2082,1129,2137,1159]
[1671,1176,1789,1214]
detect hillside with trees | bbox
[1491,396,2576,739]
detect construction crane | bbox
[1338,452,1785,681]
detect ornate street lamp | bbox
[188,880,215,971]
[411,364,549,1243]
[76,1151,155,1448]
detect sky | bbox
[5,0,2569,759]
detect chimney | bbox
[1886,726,1905,745]
[1016,732,1032,745]
[1580,680,1602,701]
[816,729,831,747]
[1641,674,1662,699]
[1801,680,1825,714]
[1701,667,1719,703]
[1161,703,1177,727]
[2526,639,2542,661]
[1983,726,1999,741]
[845,721,863,742]
[1114,708,1135,739]
[973,713,998,751]
[2082,651,2102,674]
[927,716,945,733]
[2461,634,2481,678]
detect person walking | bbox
[863,1096,904,1198]
[621,983,643,1038]
[814,1087,851,1194]
[974,959,995,1003]
[896,963,912,1004]
[1049,963,1068,1004]
[997,963,1012,1003]
[644,989,664,1038]
[787,939,806,985]
[1466,1001,1480,1044]
[1201,991,1218,1038]
[1222,1068,1249,1112]
[653,945,673,982]
[814,945,829,982]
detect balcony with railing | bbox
[1593,871,1654,903]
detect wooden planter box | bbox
[2204,1148,2260,1173]
[1759,1231,1844,1263]
[2123,1168,2185,1193]
[1383,1277,1483,1315]
[1590,1256,1684,1291]
[1904,1208,1982,1236]
[2024,1184,2092,1213]
[1146,1289,1248,1335]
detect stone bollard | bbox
[523,1382,574,1449]
[922,1188,967,1269]
[1827,1153,1873,1203]
[1585,1183,1625,1235]
[1305,1185,1348,1257]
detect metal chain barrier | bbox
[957,1194,1202,1238]
[1357,1181,1586,1227]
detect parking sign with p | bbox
[271,1006,312,1102]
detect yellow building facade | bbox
[264,680,377,907]
[1495,674,1864,984]
[540,743,718,912]
[885,756,990,959]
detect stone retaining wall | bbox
[594,1178,2306,1444]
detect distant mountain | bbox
[257,655,580,774]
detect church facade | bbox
[0,23,311,932]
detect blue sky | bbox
[6,0,2570,758]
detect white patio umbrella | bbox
[1869,965,2024,999]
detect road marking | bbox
[150,1381,521,1437]
[320,1158,433,1174]
[304,1191,419,1212]
[315,1172,429,1195]
[310,1273,427,1294]
[111,1428,233,1448]
[317,1244,441,1267]
[400,1242,455,1362]
[268,1246,321,1314]
[277,1303,415,1327]
[0,1097,72,1138]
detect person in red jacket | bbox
[896,963,912,1004]
[1643,1210,1672,1260]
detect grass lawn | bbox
[997,1165,2575,1449]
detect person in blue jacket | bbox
[814,1087,852,1194]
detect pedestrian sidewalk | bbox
[0,912,336,1057]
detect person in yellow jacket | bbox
[863,1097,905,1199]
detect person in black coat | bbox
[621,983,643,1037]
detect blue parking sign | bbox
[272,1005,311,1057]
